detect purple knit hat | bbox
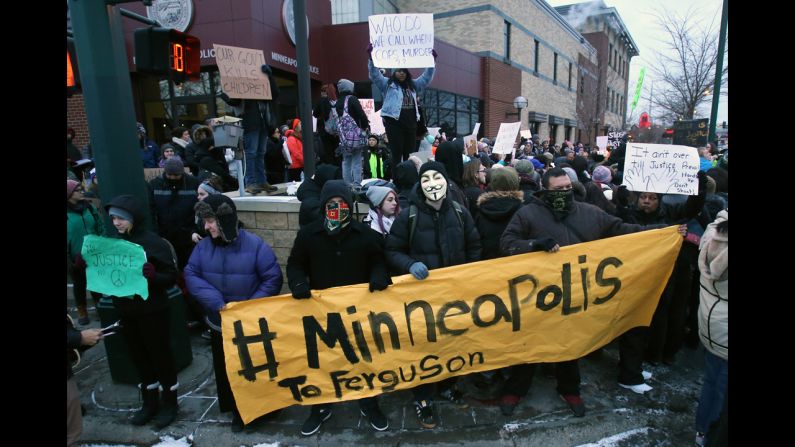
[592,165,612,183]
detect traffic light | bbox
[134,27,201,83]
[67,38,81,96]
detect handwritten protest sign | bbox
[520,129,533,140]
[359,99,386,135]
[607,130,625,148]
[472,122,481,138]
[622,143,700,195]
[463,134,477,156]
[672,118,709,147]
[82,235,148,299]
[492,122,522,154]
[369,14,435,68]
[223,227,683,423]
[596,136,608,150]
[214,44,272,100]
[427,127,441,138]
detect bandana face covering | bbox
[544,189,574,218]
[324,200,350,235]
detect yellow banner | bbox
[223,226,683,423]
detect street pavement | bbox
[69,286,705,447]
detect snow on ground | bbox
[573,427,651,447]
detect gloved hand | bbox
[261,64,272,75]
[292,283,311,299]
[431,49,438,59]
[697,170,708,195]
[369,278,390,292]
[614,185,630,207]
[142,262,156,279]
[532,238,558,252]
[366,43,373,57]
[73,253,87,271]
[409,262,429,280]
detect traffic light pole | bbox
[68,0,153,231]
[293,0,315,178]
[708,0,728,143]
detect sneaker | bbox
[414,400,437,428]
[300,406,332,436]
[499,394,520,416]
[618,382,653,394]
[439,387,469,409]
[360,406,389,431]
[201,329,212,340]
[559,394,586,417]
[695,431,705,446]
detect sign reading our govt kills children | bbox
[622,143,700,195]
[221,227,683,424]
[82,235,149,299]
[369,14,435,68]
[214,44,273,100]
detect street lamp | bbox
[505,96,528,120]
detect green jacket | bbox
[66,202,105,261]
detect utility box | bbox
[212,122,243,148]
[97,287,193,384]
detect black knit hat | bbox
[418,161,449,181]
[319,179,353,211]
[194,195,238,242]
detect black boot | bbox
[131,382,159,425]
[152,382,179,430]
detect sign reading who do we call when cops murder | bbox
[222,227,683,424]
[369,14,435,68]
[622,143,700,195]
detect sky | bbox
[545,0,728,127]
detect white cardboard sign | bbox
[492,122,522,154]
[622,143,700,195]
[214,44,272,100]
[359,99,386,135]
[596,136,608,150]
[369,14,435,68]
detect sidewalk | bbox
[69,286,705,447]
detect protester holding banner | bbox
[184,194,283,431]
[286,179,392,435]
[312,83,341,166]
[367,44,436,182]
[362,185,400,237]
[385,161,481,428]
[475,167,523,261]
[498,168,681,415]
[102,195,180,430]
[218,64,280,195]
[67,180,105,325]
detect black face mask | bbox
[543,189,574,218]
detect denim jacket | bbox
[368,59,435,121]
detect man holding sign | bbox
[95,195,180,430]
[367,14,437,183]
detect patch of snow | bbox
[152,435,192,446]
[252,443,280,447]
[574,427,651,447]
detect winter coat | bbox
[385,184,481,273]
[618,195,700,226]
[698,210,728,360]
[265,135,287,183]
[287,218,390,291]
[67,201,105,262]
[335,93,370,131]
[463,184,484,219]
[104,195,178,317]
[184,229,283,328]
[393,161,419,210]
[313,97,335,136]
[285,129,304,169]
[368,59,435,121]
[148,174,200,240]
[475,190,524,260]
[364,145,390,180]
[296,164,341,227]
[500,195,665,256]
[140,140,160,168]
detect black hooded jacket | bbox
[287,180,391,291]
[297,164,341,227]
[104,195,178,317]
[385,182,481,274]
[393,160,419,210]
[475,190,524,260]
[432,142,468,209]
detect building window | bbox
[619,56,623,77]
[553,53,558,82]
[606,88,610,110]
[373,0,398,14]
[331,0,360,24]
[421,88,482,140]
[609,43,613,67]
[504,21,511,60]
[530,121,540,136]
[568,62,573,89]
[580,75,585,94]
[534,40,539,72]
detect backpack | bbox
[408,200,465,247]
[324,100,339,135]
[337,96,367,156]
